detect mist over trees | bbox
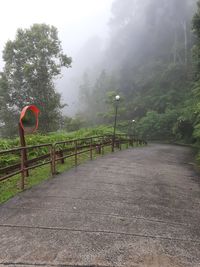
[78,0,200,142]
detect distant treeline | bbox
[77,0,200,148]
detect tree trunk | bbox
[173,27,178,64]
[183,20,188,65]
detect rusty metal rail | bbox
[0,134,146,190]
[0,143,53,189]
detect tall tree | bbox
[0,72,18,136]
[191,0,200,142]
[192,0,200,78]
[1,24,72,134]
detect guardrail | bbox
[0,134,146,190]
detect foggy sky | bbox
[0,0,114,115]
[0,0,114,71]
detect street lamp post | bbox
[131,119,136,146]
[132,119,136,138]
[112,95,120,152]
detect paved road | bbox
[0,144,200,267]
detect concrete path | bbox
[0,144,200,267]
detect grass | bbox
[1,142,137,204]
[0,165,52,204]
[0,125,121,169]
[0,125,116,151]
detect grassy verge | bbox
[0,143,138,204]
[0,125,122,169]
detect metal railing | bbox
[0,143,53,189]
[0,134,146,190]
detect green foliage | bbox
[192,0,200,79]
[62,116,85,132]
[0,125,117,168]
[0,125,116,149]
[0,24,72,136]
[135,110,179,140]
[78,71,121,125]
[190,1,200,157]
[77,0,197,146]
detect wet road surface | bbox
[0,144,200,266]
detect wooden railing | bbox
[0,134,147,190]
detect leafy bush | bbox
[0,125,118,168]
[135,110,180,140]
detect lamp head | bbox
[115,95,120,101]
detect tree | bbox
[0,72,19,136]
[190,0,200,144]
[75,0,196,142]
[192,0,200,78]
[1,24,72,134]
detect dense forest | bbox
[77,0,200,144]
[1,0,200,153]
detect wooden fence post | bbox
[112,136,114,152]
[53,146,57,175]
[102,137,104,155]
[20,148,25,190]
[19,123,29,177]
[59,150,65,164]
[119,137,122,150]
[75,140,78,166]
[126,136,129,149]
[50,146,54,176]
[90,138,93,160]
